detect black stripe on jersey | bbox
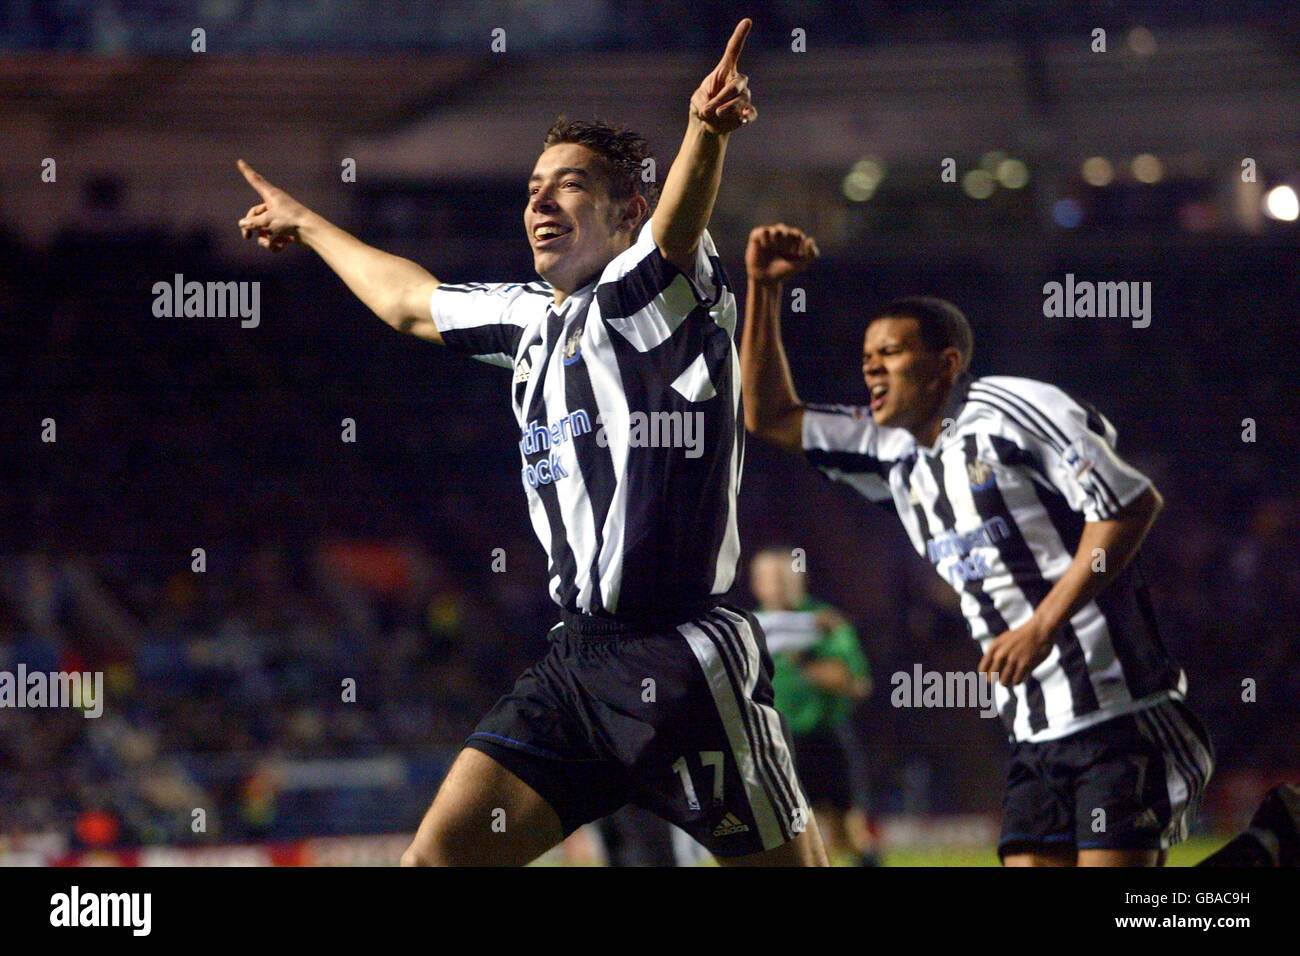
[436,284,529,361]
[925,451,1012,641]
[974,381,1072,451]
[965,396,1059,461]
[604,302,736,617]
[805,448,893,482]
[970,436,1100,725]
[513,328,543,409]
[996,436,1087,552]
[438,281,550,298]
[704,254,730,309]
[999,429,1155,695]
[595,247,680,320]
[1091,560,1181,699]
[562,336,618,615]
[438,323,526,365]
[971,386,1123,517]
[942,440,1045,732]
[525,309,579,609]
[922,450,1018,731]
[982,382,1124,516]
[804,403,861,417]
[1011,464,1169,721]
[696,614,796,832]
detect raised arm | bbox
[652,18,756,272]
[738,224,820,450]
[235,160,443,343]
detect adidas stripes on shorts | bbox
[464,603,811,857]
[999,696,1215,859]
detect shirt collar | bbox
[919,373,974,453]
[549,280,596,321]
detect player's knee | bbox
[401,831,460,867]
[400,844,433,867]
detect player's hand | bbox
[746,224,819,284]
[812,606,847,634]
[978,616,1055,687]
[690,18,756,135]
[236,159,309,253]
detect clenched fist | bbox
[746,223,820,284]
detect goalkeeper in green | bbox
[750,548,877,864]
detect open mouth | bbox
[869,383,888,412]
[532,222,572,248]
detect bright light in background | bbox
[996,158,1030,189]
[1132,153,1164,184]
[962,168,995,199]
[1081,156,1113,187]
[1127,27,1157,57]
[842,157,885,202]
[1052,198,1083,228]
[1263,185,1299,222]
[980,151,1007,171]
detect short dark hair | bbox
[542,117,659,214]
[870,296,974,372]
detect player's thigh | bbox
[715,811,830,867]
[402,747,564,866]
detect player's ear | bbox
[619,194,648,234]
[939,346,964,384]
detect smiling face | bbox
[862,316,960,444]
[525,143,646,303]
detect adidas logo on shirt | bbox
[712,813,751,837]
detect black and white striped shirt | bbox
[804,375,1185,742]
[431,218,742,620]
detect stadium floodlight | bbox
[1263,185,1299,222]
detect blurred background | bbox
[1,0,1297,865]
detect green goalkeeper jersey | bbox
[767,598,868,736]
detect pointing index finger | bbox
[716,18,752,74]
[237,158,272,200]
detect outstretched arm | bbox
[235,160,443,342]
[652,18,756,273]
[738,223,820,450]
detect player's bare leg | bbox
[401,748,565,866]
[1077,848,1165,867]
[1003,847,1076,867]
[812,803,848,861]
[716,810,830,866]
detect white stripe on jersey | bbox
[803,375,1185,743]
[429,218,742,619]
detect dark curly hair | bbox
[542,117,659,216]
